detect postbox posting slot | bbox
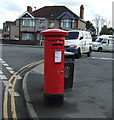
[51,40,63,48]
[52,43,62,46]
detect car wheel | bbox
[98,47,103,52]
[75,48,81,59]
[87,47,92,57]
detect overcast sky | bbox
[0,0,113,29]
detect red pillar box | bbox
[40,29,68,106]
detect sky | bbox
[0,0,113,29]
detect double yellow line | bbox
[3,60,44,119]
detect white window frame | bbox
[22,33,34,40]
[22,18,34,27]
[61,19,75,29]
[49,20,55,28]
[39,20,45,28]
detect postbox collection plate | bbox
[55,51,62,63]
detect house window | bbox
[61,19,75,29]
[22,33,34,40]
[39,20,45,28]
[3,25,9,32]
[49,20,55,28]
[71,20,75,28]
[7,26,10,32]
[22,19,34,27]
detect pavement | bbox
[22,58,112,119]
[23,62,79,119]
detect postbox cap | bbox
[40,29,68,36]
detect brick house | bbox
[3,21,19,40]
[2,5,86,45]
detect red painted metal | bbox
[41,29,68,95]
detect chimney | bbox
[27,6,32,14]
[80,5,84,19]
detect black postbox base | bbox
[44,93,64,106]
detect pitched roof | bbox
[32,6,79,19]
[18,11,34,19]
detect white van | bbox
[93,35,112,43]
[65,30,92,58]
[92,35,114,52]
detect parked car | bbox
[92,35,113,44]
[65,30,92,58]
[92,35,114,52]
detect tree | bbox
[86,21,96,34]
[93,14,101,36]
[100,17,106,28]
[86,20,96,41]
[93,15,111,36]
[100,25,114,35]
